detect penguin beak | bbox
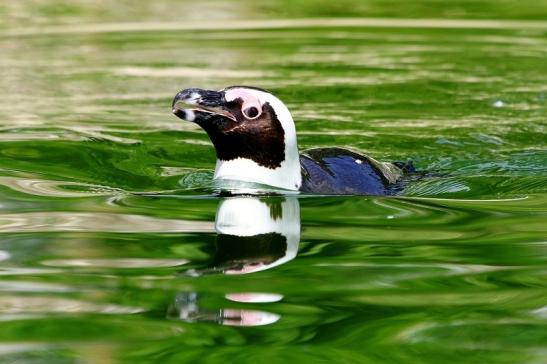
[172,88,236,123]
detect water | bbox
[1,1,546,363]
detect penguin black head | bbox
[172,86,302,191]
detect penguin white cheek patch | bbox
[225,89,263,119]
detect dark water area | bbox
[0,1,546,363]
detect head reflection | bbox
[169,196,300,326]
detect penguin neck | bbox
[213,132,302,192]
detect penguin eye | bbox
[242,106,261,120]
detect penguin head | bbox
[172,86,301,191]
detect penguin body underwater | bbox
[172,86,414,195]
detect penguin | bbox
[172,86,414,195]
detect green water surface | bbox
[0,1,546,363]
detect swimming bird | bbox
[172,86,414,195]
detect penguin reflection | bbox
[169,196,300,326]
[212,196,300,274]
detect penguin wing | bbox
[299,148,403,195]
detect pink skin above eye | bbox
[224,89,263,119]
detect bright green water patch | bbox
[0,2,546,363]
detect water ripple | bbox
[0,296,142,315]
[0,176,124,197]
[41,258,189,268]
[0,212,214,233]
[4,18,547,38]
